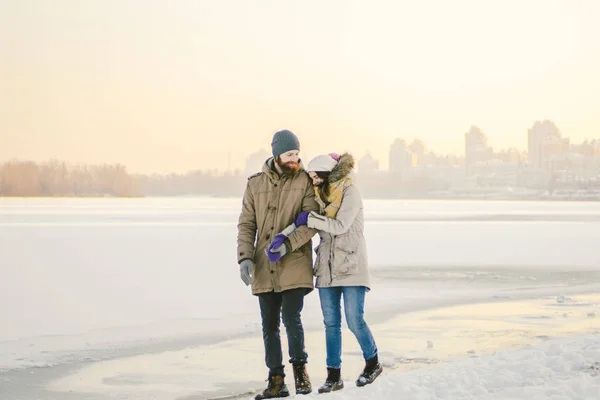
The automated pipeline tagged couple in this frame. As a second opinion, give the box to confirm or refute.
[237,130,382,399]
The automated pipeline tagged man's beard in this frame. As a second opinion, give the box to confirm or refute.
[276,158,299,175]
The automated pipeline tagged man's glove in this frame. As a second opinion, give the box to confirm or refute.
[295,211,310,227]
[267,234,288,263]
[239,259,254,286]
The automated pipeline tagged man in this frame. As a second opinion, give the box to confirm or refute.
[237,129,319,399]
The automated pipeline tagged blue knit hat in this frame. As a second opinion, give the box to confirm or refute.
[271,130,300,157]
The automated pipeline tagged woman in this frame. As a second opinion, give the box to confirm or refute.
[292,152,382,393]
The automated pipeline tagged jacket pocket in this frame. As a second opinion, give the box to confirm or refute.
[332,243,359,276]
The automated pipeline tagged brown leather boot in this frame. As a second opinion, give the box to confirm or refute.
[254,375,290,399]
[292,363,312,395]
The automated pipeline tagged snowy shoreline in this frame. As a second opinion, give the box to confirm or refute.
[2,287,598,400]
[40,292,600,400]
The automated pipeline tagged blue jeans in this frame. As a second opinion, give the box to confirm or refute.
[318,286,378,369]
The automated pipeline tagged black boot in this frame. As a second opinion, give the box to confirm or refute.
[356,354,383,387]
[292,363,312,395]
[255,375,290,399]
[318,367,344,394]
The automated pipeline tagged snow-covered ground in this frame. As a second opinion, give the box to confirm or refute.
[1,198,599,399]
[323,334,600,400]
[41,294,600,400]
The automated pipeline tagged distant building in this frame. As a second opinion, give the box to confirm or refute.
[389,138,416,175]
[244,149,270,176]
[465,126,493,175]
[572,139,600,157]
[358,153,379,175]
[527,120,569,170]
[496,148,523,165]
[408,139,427,166]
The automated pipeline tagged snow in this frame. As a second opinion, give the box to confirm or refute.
[43,294,600,400]
[337,335,600,400]
[1,197,600,399]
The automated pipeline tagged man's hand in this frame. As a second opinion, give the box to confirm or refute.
[239,259,254,286]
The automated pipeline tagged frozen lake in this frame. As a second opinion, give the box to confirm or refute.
[1,197,599,374]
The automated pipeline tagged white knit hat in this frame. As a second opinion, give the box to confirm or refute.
[307,154,338,172]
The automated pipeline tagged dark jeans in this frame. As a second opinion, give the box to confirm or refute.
[258,288,308,377]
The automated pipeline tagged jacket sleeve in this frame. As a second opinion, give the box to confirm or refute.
[286,180,319,251]
[237,181,257,264]
[307,185,361,235]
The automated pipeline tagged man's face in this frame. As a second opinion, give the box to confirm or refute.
[276,151,300,175]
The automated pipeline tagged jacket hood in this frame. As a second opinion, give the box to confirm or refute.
[329,153,354,183]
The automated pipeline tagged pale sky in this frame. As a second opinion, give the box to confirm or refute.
[1,0,599,173]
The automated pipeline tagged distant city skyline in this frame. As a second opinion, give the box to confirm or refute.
[3,118,599,176]
[244,120,599,175]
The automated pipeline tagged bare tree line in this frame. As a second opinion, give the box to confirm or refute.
[0,160,141,197]
[0,160,245,197]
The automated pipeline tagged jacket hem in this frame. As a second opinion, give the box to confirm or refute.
[252,283,314,296]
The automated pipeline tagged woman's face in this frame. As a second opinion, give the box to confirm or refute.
[308,171,324,186]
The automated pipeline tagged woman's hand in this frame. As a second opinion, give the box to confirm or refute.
[295,211,310,226]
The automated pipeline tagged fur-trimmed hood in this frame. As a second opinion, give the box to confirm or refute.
[328,153,354,183]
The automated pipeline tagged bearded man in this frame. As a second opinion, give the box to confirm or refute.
[237,129,319,399]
